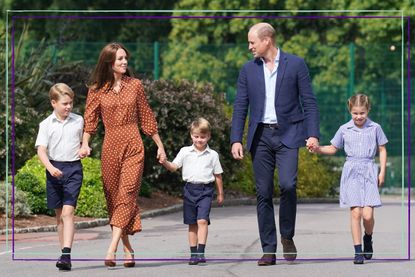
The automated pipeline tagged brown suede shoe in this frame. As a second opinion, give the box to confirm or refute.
[257,254,276,266]
[281,238,297,261]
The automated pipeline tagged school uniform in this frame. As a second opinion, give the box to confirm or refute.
[35,112,84,209]
[330,118,388,208]
[172,144,223,225]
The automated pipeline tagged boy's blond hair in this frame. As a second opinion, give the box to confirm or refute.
[49,83,74,101]
[189,117,211,134]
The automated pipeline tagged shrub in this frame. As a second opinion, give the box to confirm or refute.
[14,157,49,215]
[75,157,107,218]
[0,182,32,218]
[228,148,340,198]
[14,156,108,217]
[141,79,236,194]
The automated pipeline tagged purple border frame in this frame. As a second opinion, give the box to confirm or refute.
[9,14,412,263]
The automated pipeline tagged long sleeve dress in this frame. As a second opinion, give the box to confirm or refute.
[84,76,158,235]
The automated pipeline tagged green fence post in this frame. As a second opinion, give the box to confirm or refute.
[153,41,159,80]
[347,42,355,121]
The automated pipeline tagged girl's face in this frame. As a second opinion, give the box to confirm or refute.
[112,48,128,75]
[350,105,369,128]
[51,94,73,121]
[190,131,210,152]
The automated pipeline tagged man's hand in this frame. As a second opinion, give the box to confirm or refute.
[231,142,244,160]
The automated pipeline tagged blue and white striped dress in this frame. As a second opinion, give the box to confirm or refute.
[331,118,388,208]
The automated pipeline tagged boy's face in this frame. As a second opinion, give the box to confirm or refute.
[190,131,210,151]
[51,94,73,121]
[350,105,368,128]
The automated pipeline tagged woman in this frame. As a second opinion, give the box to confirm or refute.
[80,42,166,268]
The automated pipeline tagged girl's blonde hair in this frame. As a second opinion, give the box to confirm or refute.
[49,83,74,101]
[190,117,211,134]
[347,93,371,112]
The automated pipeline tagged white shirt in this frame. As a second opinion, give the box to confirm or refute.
[35,112,84,162]
[261,48,280,124]
[172,144,223,184]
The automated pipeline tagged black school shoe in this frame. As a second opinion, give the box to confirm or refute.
[353,254,364,264]
[56,255,72,271]
[188,254,199,265]
[363,234,373,260]
[197,254,206,264]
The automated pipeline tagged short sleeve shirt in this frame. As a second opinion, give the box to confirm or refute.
[330,118,388,159]
[172,144,223,184]
[35,112,84,161]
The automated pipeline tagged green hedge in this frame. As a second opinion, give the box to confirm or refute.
[0,182,32,218]
[141,79,236,193]
[228,148,340,198]
[14,156,107,217]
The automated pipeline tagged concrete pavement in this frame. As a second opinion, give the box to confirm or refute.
[1,196,414,276]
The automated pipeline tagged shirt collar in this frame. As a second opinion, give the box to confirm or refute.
[191,144,211,154]
[51,111,74,122]
[345,118,374,130]
[260,47,280,65]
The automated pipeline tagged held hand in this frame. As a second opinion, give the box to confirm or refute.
[231,143,244,160]
[48,166,63,178]
[306,137,319,153]
[79,145,92,158]
[157,147,167,164]
[217,194,224,206]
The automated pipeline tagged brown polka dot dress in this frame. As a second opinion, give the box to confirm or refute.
[84,76,158,235]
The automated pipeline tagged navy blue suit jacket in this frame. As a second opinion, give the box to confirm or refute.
[231,50,320,151]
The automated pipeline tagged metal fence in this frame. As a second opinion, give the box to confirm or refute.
[16,41,414,189]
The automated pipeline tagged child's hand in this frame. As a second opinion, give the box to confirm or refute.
[79,146,91,158]
[306,137,319,153]
[47,166,63,178]
[378,172,385,187]
[217,193,224,206]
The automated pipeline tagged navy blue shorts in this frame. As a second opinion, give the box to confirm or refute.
[46,160,83,209]
[183,182,215,225]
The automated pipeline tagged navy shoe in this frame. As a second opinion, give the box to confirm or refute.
[56,255,72,271]
[188,254,199,265]
[353,254,364,264]
[198,254,206,264]
[363,234,373,260]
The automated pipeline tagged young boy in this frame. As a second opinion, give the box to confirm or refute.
[35,83,84,271]
[162,117,224,265]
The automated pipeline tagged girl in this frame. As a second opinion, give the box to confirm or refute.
[311,94,387,264]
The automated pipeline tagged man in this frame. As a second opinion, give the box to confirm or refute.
[231,22,320,266]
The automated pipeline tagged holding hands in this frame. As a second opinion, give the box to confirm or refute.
[306,137,320,153]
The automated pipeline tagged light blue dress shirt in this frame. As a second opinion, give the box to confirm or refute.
[261,49,280,124]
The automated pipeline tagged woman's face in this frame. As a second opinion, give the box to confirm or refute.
[112,48,128,75]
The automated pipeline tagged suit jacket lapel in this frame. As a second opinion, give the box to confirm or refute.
[254,58,266,105]
[275,50,287,105]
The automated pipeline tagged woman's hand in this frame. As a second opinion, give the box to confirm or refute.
[157,147,166,164]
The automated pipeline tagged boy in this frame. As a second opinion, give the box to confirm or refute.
[162,117,224,265]
[35,83,84,271]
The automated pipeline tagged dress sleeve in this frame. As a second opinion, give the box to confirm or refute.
[135,79,158,136]
[83,88,101,135]
[376,125,388,146]
[330,127,344,149]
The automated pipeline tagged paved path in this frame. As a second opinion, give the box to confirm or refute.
[1,197,414,276]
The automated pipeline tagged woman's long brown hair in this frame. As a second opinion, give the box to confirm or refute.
[88,42,132,92]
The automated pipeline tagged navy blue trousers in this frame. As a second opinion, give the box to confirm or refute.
[251,125,298,253]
